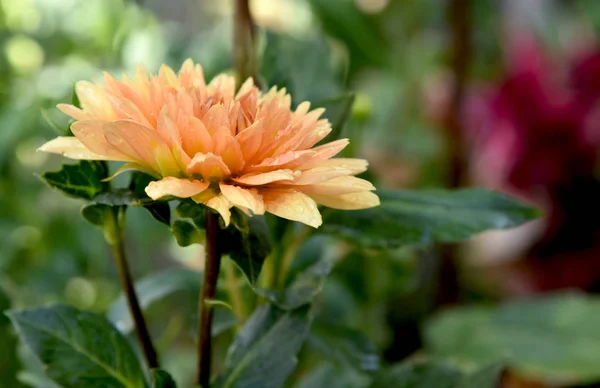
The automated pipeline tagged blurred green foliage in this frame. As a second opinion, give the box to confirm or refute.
[2,0,600,387]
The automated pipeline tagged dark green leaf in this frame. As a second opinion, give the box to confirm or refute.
[215,304,311,388]
[129,172,171,226]
[171,220,205,247]
[151,369,176,388]
[81,203,116,229]
[322,189,542,248]
[260,32,342,103]
[0,289,23,387]
[7,304,148,388]
[295,363,369,388]
[256,259,332,310]
[370,362,462,388]
[308,319,379,372]
[175,199,206,228]
[71,83,81,108]
[425,292,600,385]
[108,268,200,332]
[456,364,503,388]
[40,161,109,200]
[314,93,356,144]
[221,210,272,285]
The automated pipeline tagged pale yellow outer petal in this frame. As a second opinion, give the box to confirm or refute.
[262,189,322,228]
[310,191,380,210]
[293,166,353,185]
[232,169,296,186]
[299,158,368,174]
[57,104,88,121]
[187,152,231,179]
[37,137,118,161]
[295,176,376,196]
[71,120,130,160]
[145,177,210,200]
[204,194,232,226]
[219,183,265,215]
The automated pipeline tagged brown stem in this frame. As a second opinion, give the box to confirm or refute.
[233,0,260,87]
[196,211,222,387]
[108,207,159,369]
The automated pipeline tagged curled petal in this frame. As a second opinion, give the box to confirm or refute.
[262,189,322,228]
[310,191,380,210]
[294,176,375,196]
[145,177,210,200]
[232,169,295,186]
[219,183,265,215]
[203,194,232,226]
[38,136,119,161]
[187,152,231,179]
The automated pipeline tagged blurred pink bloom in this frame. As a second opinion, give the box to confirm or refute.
[39,60,379,227]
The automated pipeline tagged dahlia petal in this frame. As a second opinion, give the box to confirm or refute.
[297,120,333,149]
[309,139,349,161]
[247,149,316,173]
[295,176,376,196]
[157,107,183,147]
[204,194,232,226]
[235,119,263,162]
[103,121,165,170]
[213,127,245,173]
[102,162,160,182]
[180,116,213,155]
[57,103,88,121]
[232,169,295,186]
[145,177,210,200]
[262,189,322,228]
[187,152,231,179]
[299,158,368,174]
[76,81,117,120]
[71,120,130,160]
[219,183,265,215]
[37,136,117,161]
[293,166,353,185]
[310,191,380,210]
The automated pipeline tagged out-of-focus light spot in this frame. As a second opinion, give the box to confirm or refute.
[356,0,390,14]
[65,277,97,309]
[122,28,166,72]
[168,239,205,271]
[353,92,373,120]
[10,225,42,248]
[16,137,49,168]
[251,0,313,36]
[1,0,42,32]
[5,35,44,74]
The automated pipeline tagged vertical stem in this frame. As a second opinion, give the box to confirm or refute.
[224,259,246,319]
[196,211,222,387]
[233,0,260,87]
[108,207,159,369]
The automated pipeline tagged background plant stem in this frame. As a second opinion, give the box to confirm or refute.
[233,0,259,86]
[224,259,246,320]
[197,211,222,387]
[108,207,159,369]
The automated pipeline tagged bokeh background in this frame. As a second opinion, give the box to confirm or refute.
[2,0,600,387]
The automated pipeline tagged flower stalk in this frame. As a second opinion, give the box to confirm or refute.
[196,210,222,387]
[106,207,159,369]
[234,0,259,85]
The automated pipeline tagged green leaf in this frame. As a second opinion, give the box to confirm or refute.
[0,288,23,387]
[108,268,200,333]
[295,363,370,388]
[215,304,311,388]
[40,161,109,200]
[371,361,461,388]
[72,83,81,108]
[129,172,171,226]
[308,319,379,372]
[322,188,542,248]
[314,93,356,144]
[171,220,205,247]
[256,259,332,310]
[260,32,342,103]
[424,292,600,385]
[7,304,148,388]
[175,199,206,228]
[151,369,177,388]
[456,364,503,388]
[221,210,272,285]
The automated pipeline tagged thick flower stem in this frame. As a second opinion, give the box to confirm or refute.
[107,207,159,369]
[197,211,222,387]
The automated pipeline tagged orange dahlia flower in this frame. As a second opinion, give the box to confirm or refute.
[39,60,379,227]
